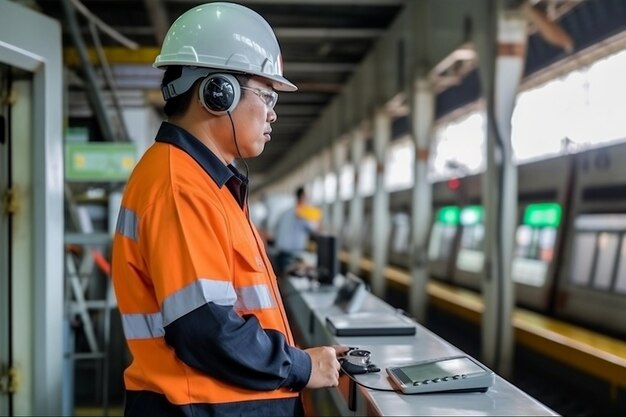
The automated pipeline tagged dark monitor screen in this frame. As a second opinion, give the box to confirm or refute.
[316,234,338,285]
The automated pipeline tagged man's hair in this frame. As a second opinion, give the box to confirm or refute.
[296,186,305,201]
[161,67,250,117]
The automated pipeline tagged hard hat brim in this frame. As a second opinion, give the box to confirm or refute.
[154,60,297,92]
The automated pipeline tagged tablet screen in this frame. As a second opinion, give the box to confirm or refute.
[398,357,485,382]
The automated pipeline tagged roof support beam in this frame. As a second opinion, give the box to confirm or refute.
[63,47,359,73]
[143,0,169,44]
[275,28,384,38]
[168,0,409,4]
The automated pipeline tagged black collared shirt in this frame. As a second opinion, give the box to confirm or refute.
[155,121,249,208]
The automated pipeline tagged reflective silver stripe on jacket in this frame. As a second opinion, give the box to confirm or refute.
[162,279,237,326]
[235,284,275,311]
[116,206,138,240]
[121,280,275,340]
[122,312,164,339]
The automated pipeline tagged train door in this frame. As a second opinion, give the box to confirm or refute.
[513,155,572,311]
[0,64,11,417]
[453,205,485,290]
[556,143,626,336]
[429,177,479,282]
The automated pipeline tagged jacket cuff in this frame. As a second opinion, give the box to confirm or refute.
[283,346,312,391]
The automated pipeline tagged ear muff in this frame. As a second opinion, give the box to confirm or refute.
[198,73,241,115]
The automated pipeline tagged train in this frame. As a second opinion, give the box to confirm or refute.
[334,138,626,339]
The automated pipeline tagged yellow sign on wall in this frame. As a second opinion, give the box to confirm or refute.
[65,143,136,181]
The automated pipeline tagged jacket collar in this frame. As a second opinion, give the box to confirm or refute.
[155,121,248,207]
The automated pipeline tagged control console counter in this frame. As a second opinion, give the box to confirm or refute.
[281,275,558,416]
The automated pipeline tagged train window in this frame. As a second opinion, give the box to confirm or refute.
[570,232,596,286]
[385,139,413,192]
[339,164,354,201]
[459,206,484,251]
[429,223,457,261]
[513,226,548,286]
[571,214,626,292]
[456,206,485,273]
[358,155,375,197]
[324,172,337,203]
[539,228,557,262]
[429,206,460,262]
[391,212,411,254]
[592,233,619,290]
[311,176,324,205]
[615,238,626,294]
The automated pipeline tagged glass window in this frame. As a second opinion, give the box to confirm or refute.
[324,172,337,203]
[429,47,626,179]
[514,225,557,262]
[460,224,484,251]
[592,232,619,290]
[430,111,486,181]
[459,206,485,251]
[515,225,533,258]
[512,48,626,163]
[614,236,626,294]
[339,164,354,201]
[358,155,376,197]
[570,233,596,286]
[311,176,324,205]
[539,227,557,262]
[385,139,414,192]
[390,212,411,254]
[429,223,457,261]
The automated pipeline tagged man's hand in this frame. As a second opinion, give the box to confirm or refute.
[304,346,346,388]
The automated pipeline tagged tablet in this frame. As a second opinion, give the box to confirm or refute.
[386,355,494,394]
[326,311,416,336]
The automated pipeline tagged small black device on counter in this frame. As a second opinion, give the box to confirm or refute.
[339,348,380,375]
[334,273,367,314]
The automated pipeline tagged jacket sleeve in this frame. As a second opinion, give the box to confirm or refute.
[164,303,311,391]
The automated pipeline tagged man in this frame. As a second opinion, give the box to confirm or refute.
[111,3,346,416]
[273,186,321,277]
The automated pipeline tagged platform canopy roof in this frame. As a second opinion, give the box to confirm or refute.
[26,0,623,186]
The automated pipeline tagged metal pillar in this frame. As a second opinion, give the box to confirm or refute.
[408,78,435,323]
[371,110,391,298]
[475,0,527,377]
[348,129,366,275]
[320,149,332,230]
[331,140,347,236]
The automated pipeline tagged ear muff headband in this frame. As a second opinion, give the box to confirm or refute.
[199,73,241,115]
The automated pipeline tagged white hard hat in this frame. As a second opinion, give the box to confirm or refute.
[154,2,296,92]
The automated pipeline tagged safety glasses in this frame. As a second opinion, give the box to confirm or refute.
[241,86,278,109]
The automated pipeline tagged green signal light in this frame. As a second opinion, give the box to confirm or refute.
[523,203,562,227]
[460,205,484,226]
[437,206,460,225]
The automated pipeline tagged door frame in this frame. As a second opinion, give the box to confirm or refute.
[0,2,64,415]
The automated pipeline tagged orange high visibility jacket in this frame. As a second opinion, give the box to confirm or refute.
[112,122,311,414]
